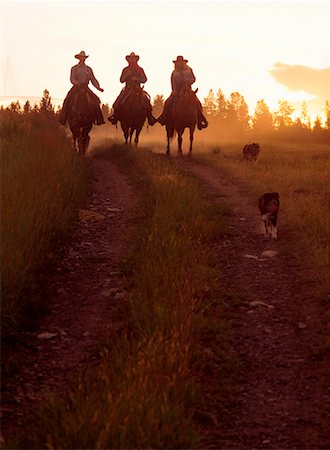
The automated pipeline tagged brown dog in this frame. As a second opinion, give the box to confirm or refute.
[258,193,280,239]
[243,143,260,161]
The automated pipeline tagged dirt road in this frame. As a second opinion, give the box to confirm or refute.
[2,150,329,449]
[177,156,329,449]
[2,155,139,437]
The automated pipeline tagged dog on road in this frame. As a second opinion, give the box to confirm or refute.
[258,192,280,239]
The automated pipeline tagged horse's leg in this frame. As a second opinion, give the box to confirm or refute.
[189,125,195,155]
[121,122,129,144]
[129,127,134,145]
[86,124,92,153]
[80,125,92,155]
[135,126,142,146]
[70,124,79,153]
[166,127,171,156]
[85,135,90,153]
[177,130,183,155]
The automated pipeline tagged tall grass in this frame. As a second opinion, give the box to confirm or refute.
[8,144,232,449]
[1,110,87,331]
[197,142,330,290]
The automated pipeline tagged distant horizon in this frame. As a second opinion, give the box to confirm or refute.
[1,92,328,123]
[2,1,329,124]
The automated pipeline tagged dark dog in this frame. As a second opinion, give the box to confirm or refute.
[243,143,260,161]
[258,193,280,239]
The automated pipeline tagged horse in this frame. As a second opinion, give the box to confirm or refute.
[166,88,198,156]
[117,87,149,145]
[68,86,95,155]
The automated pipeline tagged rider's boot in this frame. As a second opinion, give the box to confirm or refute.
[96,111,105,126]
[147,114,157,126]
[108,114,118,125]
[157,113,166,126]
[197,113,208,130]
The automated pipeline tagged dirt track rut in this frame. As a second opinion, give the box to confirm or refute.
[177,156,329,450]
[2,155,139,437]
[2,150,329,449]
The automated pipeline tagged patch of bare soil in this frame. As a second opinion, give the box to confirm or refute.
[178,157,329,450]
[2,155,139,439]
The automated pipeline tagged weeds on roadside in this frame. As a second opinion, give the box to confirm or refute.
[197,142,330,291]
[7,143,234,449]
[1,110,87,332]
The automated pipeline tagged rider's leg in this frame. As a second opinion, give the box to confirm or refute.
[145,99,157,126]
[95,105,105,125]
[157,95,174,125]
[87,89,105,125]
[87,88,105,125]
[108,89,126,124]
[196,98,208,130]
[59,87,75,125]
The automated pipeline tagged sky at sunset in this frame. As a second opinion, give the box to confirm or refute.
[1,0,329,120]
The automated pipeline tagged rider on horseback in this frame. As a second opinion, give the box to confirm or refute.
[108,52,157,126]
[157,55,208,130]
[59,51,105,126]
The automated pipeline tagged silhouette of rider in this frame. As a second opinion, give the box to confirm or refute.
[158,55,208,130]
[108,52,156,126]
[59,51,105,126]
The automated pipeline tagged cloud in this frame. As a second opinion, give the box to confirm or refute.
[269,62,330,99]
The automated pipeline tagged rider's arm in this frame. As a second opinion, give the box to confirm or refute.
[187,68,196,86]
[120,68,130,83]
[136,68,147,84]
[89,68,103,91]
[171,71,176,92]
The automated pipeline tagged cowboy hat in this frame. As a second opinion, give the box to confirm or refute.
[75,51,89,59]
[173,55,188,63]
[126,52,139,61]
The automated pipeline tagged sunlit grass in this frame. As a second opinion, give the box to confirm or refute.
[1,111,87,331]
[7,143,234,449]
[195,142,330,290]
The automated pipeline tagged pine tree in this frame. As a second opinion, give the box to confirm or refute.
[274,100,294,130]
[9,101,21,112]
[23,100,32,114]
[152,95,165,118]
[300,102,311,129]
[215,89,227,120]
[324,100,330,131]
[252,99,274,135]
[203,89,217,117]
[39,89,54,114]
[101,103,110,119]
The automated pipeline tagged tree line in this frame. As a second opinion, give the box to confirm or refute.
[200,88,330,143]
[2,89,329,143]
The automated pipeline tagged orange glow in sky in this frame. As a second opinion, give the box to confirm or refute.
[1,1,329,119]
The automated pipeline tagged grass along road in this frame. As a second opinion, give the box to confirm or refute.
[176,154,330,449]
[4,143,233,449]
